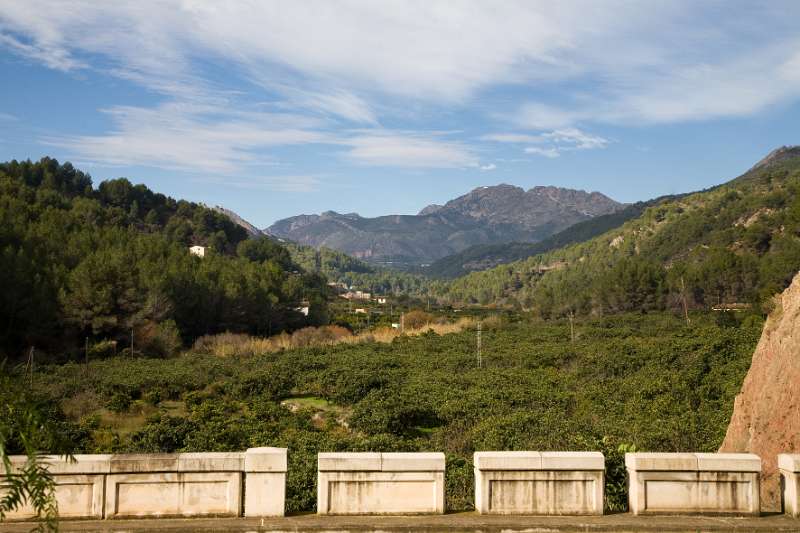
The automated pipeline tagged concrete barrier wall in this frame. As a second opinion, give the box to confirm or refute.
[2,447,286,520]
[474,451,604,515]
[779,454,800,518]
[626,453,761,516]
[317,452,445,515]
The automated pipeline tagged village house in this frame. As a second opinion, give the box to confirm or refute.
[189,245,205,257]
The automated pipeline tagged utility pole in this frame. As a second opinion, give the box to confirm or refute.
[85,337,89,367]
[27,346,34,386]
[679,276,691,325]
[477,321,482,368]
[568,310,575,343]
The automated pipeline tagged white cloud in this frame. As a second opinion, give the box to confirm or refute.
[274,87,378,125]
[525,147,561,159]
[44,102,329,175]
[485,127,610,157]
[3,0,799,114]
[482,133,545,144]
[543,128,609,150]
[480,163,496,171]
[343,132,477,168]
[2,0,800,174]
[0,112,18,121]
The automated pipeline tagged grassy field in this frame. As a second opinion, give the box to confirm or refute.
[25,311,761,512]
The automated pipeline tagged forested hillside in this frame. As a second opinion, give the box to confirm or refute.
[7,312,761,512]
[284,242,433,296]
[0,158,328,361]
[425,196,680,278]
[267,185,622,265]
[440,147,800,315]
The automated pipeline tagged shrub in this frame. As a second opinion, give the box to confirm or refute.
[403,309,434,330]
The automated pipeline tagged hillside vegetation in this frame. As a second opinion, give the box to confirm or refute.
[425,196,679,278]
[283,242,432,296]
[440,147,800,315]
[0,158,328,361]
[10,311,760,512]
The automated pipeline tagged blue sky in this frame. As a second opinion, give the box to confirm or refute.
[1,1,799,227]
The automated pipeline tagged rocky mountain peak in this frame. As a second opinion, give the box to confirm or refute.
[750,145,800,172]
[266,183,623,265]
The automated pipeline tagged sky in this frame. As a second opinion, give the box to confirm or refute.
[1,1,800,228]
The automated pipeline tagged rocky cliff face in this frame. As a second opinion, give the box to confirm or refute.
[720,271,800,510]
[266,184,622,265]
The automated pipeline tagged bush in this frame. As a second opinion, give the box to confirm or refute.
[135,320,182,357]
[403,309,434,330]
[107,391,133,413]
[88,339,119,358]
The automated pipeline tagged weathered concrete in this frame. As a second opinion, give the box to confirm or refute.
[721,271,800,511]
[244,447,287,517]
[1,448,287,520]
[317,452,445,515]
[2,455,110,520]
[626,452,761,516]
[474,451,604,515]
[780,454,800,517]
[3,512,800,532]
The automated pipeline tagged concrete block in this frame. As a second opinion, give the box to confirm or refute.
[778,454,800,518]
[109,453,180,473]
[244,472,286,517]
[474,451,604,515]
[244,447,287,473]
[318,471,445,514]
[541,451,605,471]
[243,447,287,517]
[625,452,698,471]
[8,454,111,475]
[105,472,242,518]
[695,453,761,472]
[178,452,244,472]
[779,454,800,473]
[381,452,445,472]
[2,474,105,520]
[317,452,445,514]
[626,452,761,516]
[318,452,381,471]
[474,451,542,471]
[3,455,109,520]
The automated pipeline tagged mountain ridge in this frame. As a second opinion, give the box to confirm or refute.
[439,145,800,313]
[266,184,623,265]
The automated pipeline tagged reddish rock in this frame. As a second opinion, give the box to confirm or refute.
[720,272,800,510]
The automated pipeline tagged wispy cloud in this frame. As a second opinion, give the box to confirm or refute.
[343,132,478,168]
[2,0,800,178]
[43,102,329,175]
[524,147,561,159]
[274,86,378,125]
[485,127,610,158]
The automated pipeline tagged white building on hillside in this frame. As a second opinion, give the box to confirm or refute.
[189,245,206,257]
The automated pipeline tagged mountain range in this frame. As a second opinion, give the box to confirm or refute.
[441,145,800,312]
[265,185,623,265]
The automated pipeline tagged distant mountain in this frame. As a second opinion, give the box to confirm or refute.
[266,184,623,265]
[425,195,682,278]
[440,145,800,314]
[212,206,264,237]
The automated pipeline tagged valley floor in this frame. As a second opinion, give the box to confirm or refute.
[2,513,800,532]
